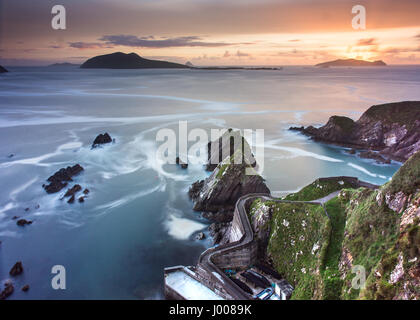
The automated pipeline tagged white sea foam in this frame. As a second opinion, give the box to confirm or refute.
[0,230,21,238]
[0,140,82,168]
[348,162,387,179]
[165,213,207,240]
[95,182,164,212]
[10,177,39,201]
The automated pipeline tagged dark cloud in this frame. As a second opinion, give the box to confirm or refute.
[68,42,114,49]
[236,50,250,57]
[98,35,236,48]
[356,38,378,46]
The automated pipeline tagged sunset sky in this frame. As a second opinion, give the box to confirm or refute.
[1,0,420,66]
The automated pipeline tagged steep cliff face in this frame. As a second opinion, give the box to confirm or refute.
[256,151,420,299]
[292,101,420,162]
[189,150,269,215]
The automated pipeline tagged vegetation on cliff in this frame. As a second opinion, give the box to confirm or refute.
[253,150,420,300]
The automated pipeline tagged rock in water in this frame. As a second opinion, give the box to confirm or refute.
[206,129,256,171]
[43,164,84,193]
[292,101,420,162]
[189,148,269,215]
[92,132,113,148]
[195,232,206,240]
[17,219,32,226]
[0,282,14,300]
[9,261,23,276]
[0,65,8,73]
[64,184,82,198]
[21,284,30,292]
[67,195,75,204]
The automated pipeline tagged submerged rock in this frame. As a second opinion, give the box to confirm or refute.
[43,164,84,193]
[0,282,14,300]
[21,284,30,292]
[16,219,32,227]
[67,195,75,204]
[175,157,188,169]
[64,184,82,198]
[195,232,206,240]
[92,132,113,148]
[359,150,391,164]
[9,261,23,276]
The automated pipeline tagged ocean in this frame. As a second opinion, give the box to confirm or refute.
[0,65,419,299]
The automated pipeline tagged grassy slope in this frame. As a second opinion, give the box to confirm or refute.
[339,188,399,299]
[251,200,330,299]
[284,177,359,201]
[252,151,420,299]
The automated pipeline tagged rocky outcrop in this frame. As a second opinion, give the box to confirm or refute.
[9,261,23,276]
[189,130,269,244]
[43,164,84,193]
[189,152,269,215]
[0,282,14,300]
[0,65,8,73]
[81,52,188,69]
[291,101,420,162]
[206,129,256,172]
[92,133,113,148]
[17,219,32,226]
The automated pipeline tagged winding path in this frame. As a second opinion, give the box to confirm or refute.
[197,191,337,300]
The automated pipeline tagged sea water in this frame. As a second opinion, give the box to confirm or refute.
[0,65,419,299]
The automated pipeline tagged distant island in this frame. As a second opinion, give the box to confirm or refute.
[191,66,282,71]
[80,52,189,69]
[0,65,8,73]
[315,58,387,67]
[48,63,80,68]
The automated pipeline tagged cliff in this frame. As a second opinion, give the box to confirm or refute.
[291,101,420,163]
[253,150,420,300]
[315,59,386,67]
[80,52,189,69]
[189,129,269,227]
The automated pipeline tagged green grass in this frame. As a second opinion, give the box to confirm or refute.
[319,197,347,299]
[284,177,360,201]
[329,116,355,134]
[256,200,330,299]
[383,150,420,195]
[362,102,420,131]
[339,188,399,299]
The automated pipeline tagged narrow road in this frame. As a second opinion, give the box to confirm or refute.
[197,191,339,300]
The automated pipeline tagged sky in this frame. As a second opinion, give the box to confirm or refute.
[0,0,419,66]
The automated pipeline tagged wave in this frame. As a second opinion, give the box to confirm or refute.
[264,143,343,163]
[347,162,388,179]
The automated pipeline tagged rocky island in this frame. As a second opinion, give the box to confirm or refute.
[80,52,189,69]
[315,58,386,67]
[290,101,420,163]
